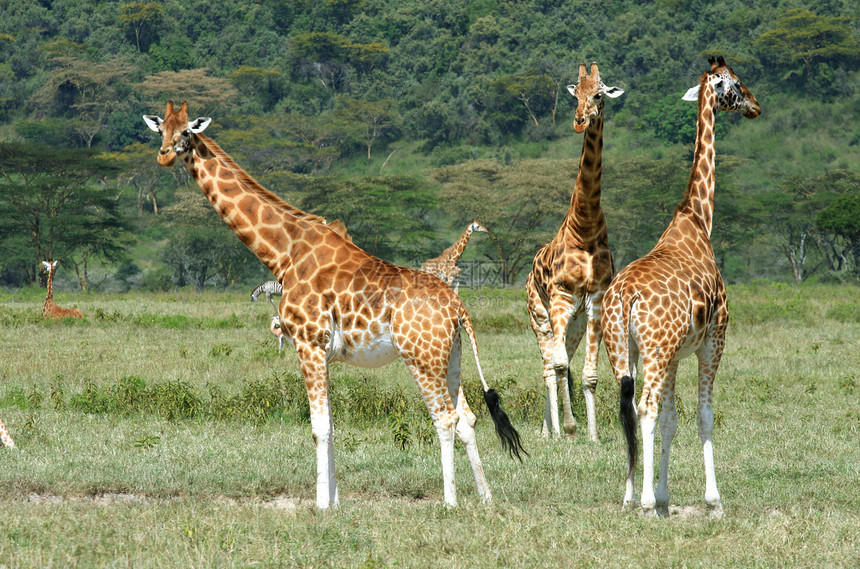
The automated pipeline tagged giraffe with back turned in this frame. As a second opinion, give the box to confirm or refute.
[603,57,760,517]
[143,102,525,509]
[420,220,488,289]
[526,62,623,441]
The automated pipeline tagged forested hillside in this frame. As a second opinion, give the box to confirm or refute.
[0,0,858,290]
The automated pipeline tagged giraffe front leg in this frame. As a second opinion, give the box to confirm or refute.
[297,345,338,509]
[562,314,587,441]
[580,295,604,442]
[526,277,560,438]
[549,294,577,439]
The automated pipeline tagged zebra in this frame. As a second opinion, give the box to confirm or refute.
[250,280,282,311]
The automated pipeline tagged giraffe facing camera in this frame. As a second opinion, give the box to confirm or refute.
[527,62,622,443]
[143,101,526,509]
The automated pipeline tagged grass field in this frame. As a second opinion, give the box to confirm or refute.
[0,283,857,568]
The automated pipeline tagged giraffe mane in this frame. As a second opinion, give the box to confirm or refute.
[195,133,352,242]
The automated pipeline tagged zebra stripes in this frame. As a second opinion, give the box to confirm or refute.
[250,280,282,311]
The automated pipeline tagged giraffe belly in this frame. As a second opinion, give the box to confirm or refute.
[328,327,400,368]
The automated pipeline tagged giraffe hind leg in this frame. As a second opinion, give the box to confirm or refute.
[697,336,725,517]
[446,332,492,501]
[655,362,680,518]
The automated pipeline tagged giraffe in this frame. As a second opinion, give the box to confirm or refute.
[143,102,525,509]
[42,260,83,319]
[602,57,760,517]
[525,62,623,441]
[420,220,488,289]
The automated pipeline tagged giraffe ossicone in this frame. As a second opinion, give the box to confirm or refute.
[143,101,525,509]
[527,62,622,442]
[602,56,760,518]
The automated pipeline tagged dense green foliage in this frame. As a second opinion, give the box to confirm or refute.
[0,0,858,288]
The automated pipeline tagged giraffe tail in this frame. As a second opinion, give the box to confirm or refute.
[619,375,637,481]
[459,305,527,462]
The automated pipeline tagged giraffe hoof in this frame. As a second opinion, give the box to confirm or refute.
[656,504,670,518]
[707,502,724,519]
[563,423,577,441]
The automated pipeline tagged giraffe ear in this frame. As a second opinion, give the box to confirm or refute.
[143,115,162,132]
[602,85,625,98]
[188,117,211,133]
[566,84,577,97]
[682,85,700,101]
[42,261,51,270]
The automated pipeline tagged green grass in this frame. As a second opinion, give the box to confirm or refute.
[0,284,857,568]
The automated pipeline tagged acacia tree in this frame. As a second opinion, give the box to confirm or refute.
[298,175,436,261]
[119,2,164,53]
[755,9,860,88]
[333,97,400,159]
[104,142,178,215]
[159,186,265,291]
[137,68,239,116]
[432,158,573,285]
[34,56,137,148]
[814,171,860,276]
[0,143,127,288]
[756,171,854,282]
[602,153,689,269]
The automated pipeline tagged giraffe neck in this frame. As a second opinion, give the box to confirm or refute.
[45,268,54,301]
[182,135,327,278]
[673,75,718,238]
[562,109,606,244]
[440,226,474,263]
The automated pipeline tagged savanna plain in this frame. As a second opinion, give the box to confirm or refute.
[0,283,857,568]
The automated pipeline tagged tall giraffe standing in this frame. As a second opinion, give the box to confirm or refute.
[603,57,760,517]
[143,102,525,509]
[420,220,488,289]
[42,260,83,319]
[526,63,623,441]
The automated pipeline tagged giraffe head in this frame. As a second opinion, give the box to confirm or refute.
[143,101,212,166]
[682,56,760,119]
[468,220,489,234]
[567,62,625,133]
[41,260,58,275]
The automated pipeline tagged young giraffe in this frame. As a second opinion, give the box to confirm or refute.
[42,260,83,319]
[420,220,488,289]
[603,57,760,517]
[143,102,525,509]
[526,62,623,441]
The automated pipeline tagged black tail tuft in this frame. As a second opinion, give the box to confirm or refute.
[484,388,528,462]
[619,376,637,479]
